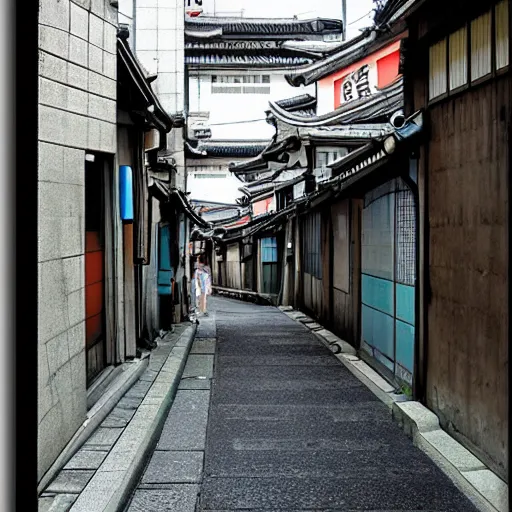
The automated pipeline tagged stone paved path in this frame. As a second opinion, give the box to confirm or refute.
[125,296,478,511]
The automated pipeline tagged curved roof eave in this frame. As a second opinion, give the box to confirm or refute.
[268,77,403,127]
[284,30,377,87]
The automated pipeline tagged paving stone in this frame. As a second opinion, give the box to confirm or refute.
[82,427,123,450]
[63,450,108,470]
[127,486,199,512]
[116,396,143,410]
[124,380,153,400]
[101,406,136,428]
[45,470,94,494]
[38,496,53,512]
[190,338,216,354]
[182,355,214,379]
[139,369,160,382]
[157,391,210,451]
[178,378,211,390]
[141,451,204,484]
[66,470,125,512]
[38,493,78,512]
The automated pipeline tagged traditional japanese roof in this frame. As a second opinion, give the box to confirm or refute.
[184,54,313,66]
[374,0,423,27]
[228,135,302,175]
[117,32,173,132]
[279,40,349,56]
[267,76,403,127]
[298,122,395,144]
[185,17,344,39]
[275,94,317,116]
[325,109,423,182]
[184,17,345,68]
[185,140,270,158]
[283,30,380,87]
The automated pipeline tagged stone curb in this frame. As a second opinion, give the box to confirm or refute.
[68,324,197,512]
[37,358,149,495]
[278,306,508,512]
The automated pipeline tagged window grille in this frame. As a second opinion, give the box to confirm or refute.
[395,187,416,286]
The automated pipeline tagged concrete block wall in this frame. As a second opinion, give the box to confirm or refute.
[134,0,185,190]
[38,0,118,482]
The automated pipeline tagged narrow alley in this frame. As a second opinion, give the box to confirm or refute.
[125,296,477,511]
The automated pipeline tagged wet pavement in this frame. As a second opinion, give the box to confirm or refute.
[125,296,479,511]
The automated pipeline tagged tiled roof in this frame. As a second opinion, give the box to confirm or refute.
[186,140,270,158]
[185,55,312,66]
[185,17,343,37]
[268,76,403,127]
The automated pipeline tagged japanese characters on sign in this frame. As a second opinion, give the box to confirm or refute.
[339,62,378,104]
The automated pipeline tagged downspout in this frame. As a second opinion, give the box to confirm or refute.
[401,158,421,401]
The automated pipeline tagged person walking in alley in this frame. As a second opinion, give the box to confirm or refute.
[194,253,212,316]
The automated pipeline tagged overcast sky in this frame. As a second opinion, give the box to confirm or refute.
[199,0,376,40]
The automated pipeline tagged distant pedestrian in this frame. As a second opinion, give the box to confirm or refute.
[194,254,212,316]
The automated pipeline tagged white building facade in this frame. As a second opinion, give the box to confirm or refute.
[184,15,344,204]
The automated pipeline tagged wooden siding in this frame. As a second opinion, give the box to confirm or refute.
[226,243,241,290]
[331,198,363,347]
[426,75,509,479]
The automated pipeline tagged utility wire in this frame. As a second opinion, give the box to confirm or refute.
[207,118,268,126]
[347,10,375,25]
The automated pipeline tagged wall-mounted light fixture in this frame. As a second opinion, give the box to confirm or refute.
[85,153,95,162]
[383,135,396,155]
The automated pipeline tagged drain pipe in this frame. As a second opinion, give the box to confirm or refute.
[400,158,421,402]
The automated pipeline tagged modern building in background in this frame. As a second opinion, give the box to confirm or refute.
[184,15,344,205]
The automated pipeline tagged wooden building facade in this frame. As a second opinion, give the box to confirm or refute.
[402,0,510,481]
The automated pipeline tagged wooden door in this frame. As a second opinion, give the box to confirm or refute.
[85,159,107,385]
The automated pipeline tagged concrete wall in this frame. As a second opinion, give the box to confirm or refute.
[132,0,186,187]
[38,0,118,482]
[187,162,244,203]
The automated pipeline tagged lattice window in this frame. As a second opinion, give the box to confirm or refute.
[471,10,492,81]
[395,187,416,286]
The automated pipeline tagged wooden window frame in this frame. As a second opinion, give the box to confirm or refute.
[469,9,493,84]
[448,25,469,94]
[494,0,510,73]
[428,3,510,107]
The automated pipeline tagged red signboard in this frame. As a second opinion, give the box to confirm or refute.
[319,40,402,110]
[252,196,275,217]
